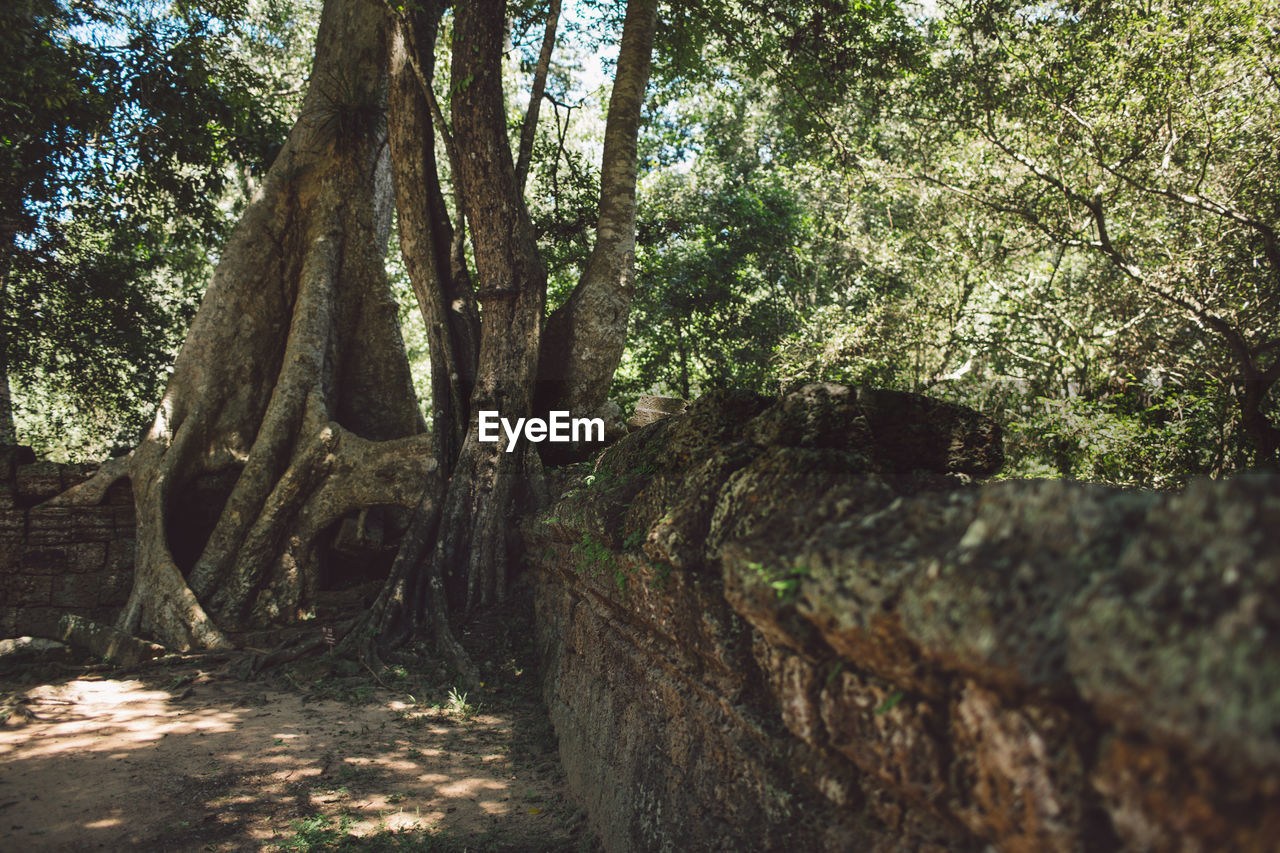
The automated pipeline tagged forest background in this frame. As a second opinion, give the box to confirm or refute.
[4,0,1279,489]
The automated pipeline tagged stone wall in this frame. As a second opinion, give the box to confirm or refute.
[0,447,135,638]
[523,385,1280,852]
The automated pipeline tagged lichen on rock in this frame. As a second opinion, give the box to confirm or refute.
[524,384,1280,851]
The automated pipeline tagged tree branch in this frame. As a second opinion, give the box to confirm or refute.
[516,0,561,192]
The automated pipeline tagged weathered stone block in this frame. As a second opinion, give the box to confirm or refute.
[948,681,1085,852]
[818,667,947,807]
[1067,475,1280,771]
[60,613,164,665]
[67,542,108,573]
[27,505,115,544]
[52,573,101,609]
[106,538,136,573]
[11,574,52,606]
[0,509,24,544]
[16,461,69,502]
[99,571,132,607]
[745,384,1003,476]
[0,636,71,671]
[14,606,62,639]
[105,479,134,506]
[0,445,36,480]
[524,388,1280,853]
[0,542,21,575]
[20,546,68,575]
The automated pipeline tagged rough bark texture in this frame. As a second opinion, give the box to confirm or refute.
[387,1,479,469]
[0,239,17,447]
[524,384,1280,852]
[429,0,548,614]
[51,0,438,651]
[537,0,658,418]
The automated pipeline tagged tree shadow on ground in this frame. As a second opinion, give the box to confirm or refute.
[0,592,590,851]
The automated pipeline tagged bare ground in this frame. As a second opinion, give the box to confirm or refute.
[0,595,591,852]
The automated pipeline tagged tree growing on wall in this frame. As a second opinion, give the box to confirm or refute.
[55,0,657,677]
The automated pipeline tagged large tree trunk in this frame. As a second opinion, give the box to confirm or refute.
[58,0,659,660]
[372,0,658,636]
[53,0,439,651]
[437,0,547,612]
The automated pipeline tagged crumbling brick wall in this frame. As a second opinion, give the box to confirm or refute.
[524,386,1280,852]
[0,447,135,638]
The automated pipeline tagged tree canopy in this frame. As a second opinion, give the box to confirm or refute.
[620,0,1280,486]
[1,0,318,458]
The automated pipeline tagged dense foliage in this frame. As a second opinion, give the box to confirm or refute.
[6,0,1277,486]
[1,0,316,459]
[617,0,1280,487]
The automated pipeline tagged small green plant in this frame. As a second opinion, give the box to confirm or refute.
[825,661,844,685]
[874,690,905,716]
[277,818,512,852]
[393,707,428,727]
[165,673,193,691]
[583,462,620,491]
[279,814,353,851]
[769,566,810,603]
[646,559,672,591]
[622,528,647,551]
[444,686,474,717]
[576,532,637,596]
[571,532,614,577]
[745,560,810,603]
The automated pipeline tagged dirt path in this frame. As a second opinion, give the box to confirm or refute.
[0,610,590,851]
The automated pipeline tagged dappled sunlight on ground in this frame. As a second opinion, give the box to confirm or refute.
[0,663,582,851]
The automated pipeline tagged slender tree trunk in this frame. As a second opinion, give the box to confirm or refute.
[538,0,658,416]
[0,234,17,447]
[515,0,561,192]
[0,317,14,448]
[387,0,479,471]
[0,364,13,448]
[1241,372,1280,463]
[378,0,658,628]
